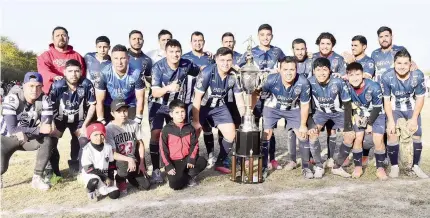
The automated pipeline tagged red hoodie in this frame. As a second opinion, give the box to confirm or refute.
[37,43,86,94]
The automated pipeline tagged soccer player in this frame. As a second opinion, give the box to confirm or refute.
[381,49,427,178]
[160,99,207,189]
[221,32,243,66]
[127,30,153,84]
[149,39,200,184]
[308,58,355,178]
[0,72,54,190]
[259,56,315,178]
[47,59,96,179]
[84,36,111,85]
[312,32,346,78]
[147,29,173,64]
[346,62,388,180]
[342,35,375,79]
[95,44,145,124]
[192,47,245,173]
[106,99,151,194]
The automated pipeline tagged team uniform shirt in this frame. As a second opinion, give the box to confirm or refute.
[128,49,153,79]
[84,52,111,85]
[0,86,53,138]
[308,76,351,113]
[194,64,243,108]
[49,78,96,125]
[182,51,214,68]
[232,51,243,66]
[105,120,143,160]
[81,143,114,177]
[349,79,384,117]
[371,45,405,82]
[356,55,376,78]
[312,52,346,76]
[96,64,145,107]
[297,57,313,78]
[147,49,165,65]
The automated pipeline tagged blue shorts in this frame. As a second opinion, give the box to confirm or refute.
[353,114,386,134]
[253,99,264,118]
[54,119,81,134]
[199,105,233,127]
[393,110,422,136]
[263,107,301,130]
[226,102,241,128]
[313,110,344,130]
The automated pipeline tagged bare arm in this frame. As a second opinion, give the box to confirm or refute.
[383,97,394,123]
[300,102,310,127]
[135,89,145,117]
[234,92,246,117]
[95,90,106,121]
[192,91,204,124]
[412,96,424,120]
[83,104,96,127]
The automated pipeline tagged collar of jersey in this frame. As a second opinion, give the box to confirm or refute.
[128,49,144,58]
[60,78,85,89]
[112,65,130,80]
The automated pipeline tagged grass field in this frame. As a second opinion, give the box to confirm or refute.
[1,99,430,218]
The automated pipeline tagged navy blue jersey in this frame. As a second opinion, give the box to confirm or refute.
[238,45,286,70]
[356,55,375,78]
[232,51,243,66]
[84,52,111,85]
[128,49,153,78]
[381,69,426,111]
[348,79,384,117]
[96,64,145,106]
[297,57,313,78]
[263,73,311,111]
[308,76,351,113]
[371,45,405,82]
[194,64,243,108]
[182,52,215,68]
[312,52,346,76]
[151,58,200,105]
[49,78,96,124]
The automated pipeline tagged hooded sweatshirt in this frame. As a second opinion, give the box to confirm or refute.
[37,43,86,94]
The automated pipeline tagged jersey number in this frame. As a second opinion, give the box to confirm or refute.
[118,141,133,156]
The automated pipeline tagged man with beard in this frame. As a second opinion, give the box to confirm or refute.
[222,32,243,66]
[147,29,173,64]
[128,30,153,92]
[312,32,346,79]
[45,59,96,180]
[84,36,111,85]
[342,35,375,79]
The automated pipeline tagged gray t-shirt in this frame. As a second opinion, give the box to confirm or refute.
[105,119,143,160]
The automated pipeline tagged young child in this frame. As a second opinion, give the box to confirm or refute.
[160,99,207,190]
[81,122,119,202]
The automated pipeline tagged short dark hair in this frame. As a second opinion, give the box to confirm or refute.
[377,26,392,36]
[312,57,331,70]
[169,99,186,111]
[292,38,306,48]
[165,39,182,50]
[346,62,363,73]
[394,48,412,62]
[111,44,128,53]
[52,26,68,36]
[129,30,143,39]
[95,36,110,45]
[316,32,336,46]
[158,29,172,39]
[215,47,233,57]
[65,59,81,69]
[221,32,235,41]
[351,35,367,46]
[258,24,272,32]
[191,31,204,41]
[279,56,297,68]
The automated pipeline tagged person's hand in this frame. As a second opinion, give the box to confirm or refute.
[200,66,207,71]
[78,125,87,138]
[307,52,313,59]
[387,119,396,134]
[50,128,63,138]
[168,81,180,92]
[187,163,195,169]
[14,132,28,143]
[411,61,418,71]
[205,51,214,59]
[39,120,52,134]
[298,125,308,139]
[133,115,143,124]
[308,127,319,137]
[407,118,418,133]
[192,121,202,131]
[127,159,137,172]
[105,178,112,186]
[138,162,147,175]
[53,76,63,81]
[365,125,372,134]
[167,169,176,175]
[342,52,355,64]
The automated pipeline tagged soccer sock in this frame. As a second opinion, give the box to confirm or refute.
[299,140,311,169]
[335,143,352,168]
[261,140,269,169]
[288,129,297,162]
[387,143,399,166]
[217,132,227,162]
[149,143,160,170]
[309,139,323,168]
[413,142,423,166]
[219,138,233,163]
[269,134,276,161]
[204,132,215,155]
[328,135,337,159]
[374,150,386,169]
[352,149,363,167]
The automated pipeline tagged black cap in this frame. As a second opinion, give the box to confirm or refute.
[111,99,130,112]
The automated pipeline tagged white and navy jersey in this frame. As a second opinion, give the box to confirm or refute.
[182,52,215,68]
[147,49,165,65]
[84,52,111,85]
[0,86,53,137]
[49,78,96,124]
[297,57,313,78]
[96,64,145,107]
[151,58,200,105]
[312,52,346,76]
[81,143,114,176]
[356,55,375,78]
[348,79,384,117]
[105,120,143,160]
[371,45,405,82]
[263,74,311,111]
[232,51,243,66]
[308,76,351,113]
[381,69,426,111]
[194,64,243,108]
[128,50,153,79]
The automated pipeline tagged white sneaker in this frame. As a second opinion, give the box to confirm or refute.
[302,168,314,179]
[206,153,216,169]
[284,161,297,171]
[412,165,429,179]
[98,186,119,196]
[331,167,351,178]
[31,175,50,191]
[389,165,399,178]
[188,176,198,187]
[325,158,335,168]
[314,167,325,179]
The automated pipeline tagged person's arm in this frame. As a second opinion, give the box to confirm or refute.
[367,84,383,125]
[159,128,174,172]
[187,126,199,165]
[235,92,246,117]
[299,81,311,137]
[192,92,204,127]
[78,54,87,78]
[2,94,39,134]
[343,101,353,132]
[37,53,61,93]
[192,71,210,128]
[82,82,97,128]
[134,70,146,123]
[95,90,106,123]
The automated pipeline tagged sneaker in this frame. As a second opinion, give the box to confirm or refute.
[98,186,119,196]
[376,168,388,181]
[302,168,314,179]
[215,165,231,174]
[342,157,351,167]
[314,167,324,179]
[188,176,198,187]
[262,167,269,179]
[412,165,429,179]
[43,169,53,184]
[325,158,335,168]
[383,157,390,166]
[87,191,98,202]
[331,167,351,178]
[352,167,363,179]
[150,169,164,184]
[389,165,399,178]
[206,153,216,169]
[223,157,232,169]
[284,161,297,171]
[269,160,282,170]
[116,181,127,195]
[31,175,50,191]
[50,174,63,186]
[362,156,369,167]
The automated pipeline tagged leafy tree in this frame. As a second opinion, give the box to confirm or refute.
[1,36,37,82]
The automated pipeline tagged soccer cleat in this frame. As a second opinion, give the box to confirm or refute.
[150,169,164,184]
[31,175,50,191]
[389,165,399,178]
[206,153,216,169]
[325,158,335,168]
[331,167,351,178]
[116,181,128,195]
[50,174,63,186]
[284,161,297,171]
[412,165,429,179]
[268,160,282,170]
[362,156,369,167]
[314,167,324,179]
[87,191,98,202]
[376,168,388,181]
[98,186,119,196]
[342,157,352,167]
[223,157,232,169]
[352,167,363,179]
[214,165,231,174]
[188,176,198,187]
[302,168,314,179]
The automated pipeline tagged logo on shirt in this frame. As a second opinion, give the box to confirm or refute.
[331,85,338,94]
[294,86,301,95]
[77,88,85,98]
[411,77,418,87]
[332,59,339,69]
[365,91,372,102]
[228,77,235,88]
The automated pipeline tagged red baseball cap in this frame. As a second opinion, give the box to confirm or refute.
[86,123,106,138]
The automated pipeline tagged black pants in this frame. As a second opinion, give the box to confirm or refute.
[1,136,53,176]
[167,156,207,190]
[115,157,150,190]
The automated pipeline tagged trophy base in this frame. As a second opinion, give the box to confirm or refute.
[235,130,261,156]
[230,154,264,184]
